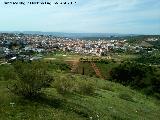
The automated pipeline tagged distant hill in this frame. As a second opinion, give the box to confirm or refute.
[1,31,160,41]
[0,31,138,38]
[140,41,153,47]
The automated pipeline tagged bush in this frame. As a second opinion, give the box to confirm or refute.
[0,64,17,81]
[53,75,95,95]
[102,84,115,92]
[10,61,54,98]
[110,62,154,88]
[119,92,134,102]
[47,61,71,72]
[78,80,95,95]
[53,76,75,94]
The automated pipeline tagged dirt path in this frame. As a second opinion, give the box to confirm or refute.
[90,62,104,79]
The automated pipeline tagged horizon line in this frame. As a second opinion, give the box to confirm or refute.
[0,31,160,36]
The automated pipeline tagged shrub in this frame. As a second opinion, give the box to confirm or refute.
[102,84,115,92]
[78,80,95,95]
[48,61,71,72]
[53,76,75,94]
[119,92,134,102]
[53,75,95,95]
[10,61,54,98]
[0,64,17,81]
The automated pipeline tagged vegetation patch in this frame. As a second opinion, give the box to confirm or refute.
[0,64,17,81]
[110,62,160,98]
[9,61,54,98]
[53,74,95,95]
[119,92,135,102]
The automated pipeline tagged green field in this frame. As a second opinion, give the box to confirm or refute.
[0,54,160,120]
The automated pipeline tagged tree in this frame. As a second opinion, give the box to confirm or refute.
[109,62,160,98]
[109,62,154,88]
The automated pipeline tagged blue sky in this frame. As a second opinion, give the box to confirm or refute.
[0,0,160,34]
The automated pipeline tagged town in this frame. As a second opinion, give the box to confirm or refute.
[0,32,160,63]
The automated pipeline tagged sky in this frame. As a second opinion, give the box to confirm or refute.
[0,0,160,34]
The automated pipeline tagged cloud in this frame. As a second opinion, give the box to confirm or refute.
[0,0,160,34]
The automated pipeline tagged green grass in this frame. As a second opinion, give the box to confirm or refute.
[0,64,17,81]
[44,52,82,62]
[1,56,160,120]
[0,80,85,120]
[0,72,160,120]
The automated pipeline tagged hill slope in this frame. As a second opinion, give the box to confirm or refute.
[0,73,160,120]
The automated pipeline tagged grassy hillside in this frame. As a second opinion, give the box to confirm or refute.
[0,67,160,120]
